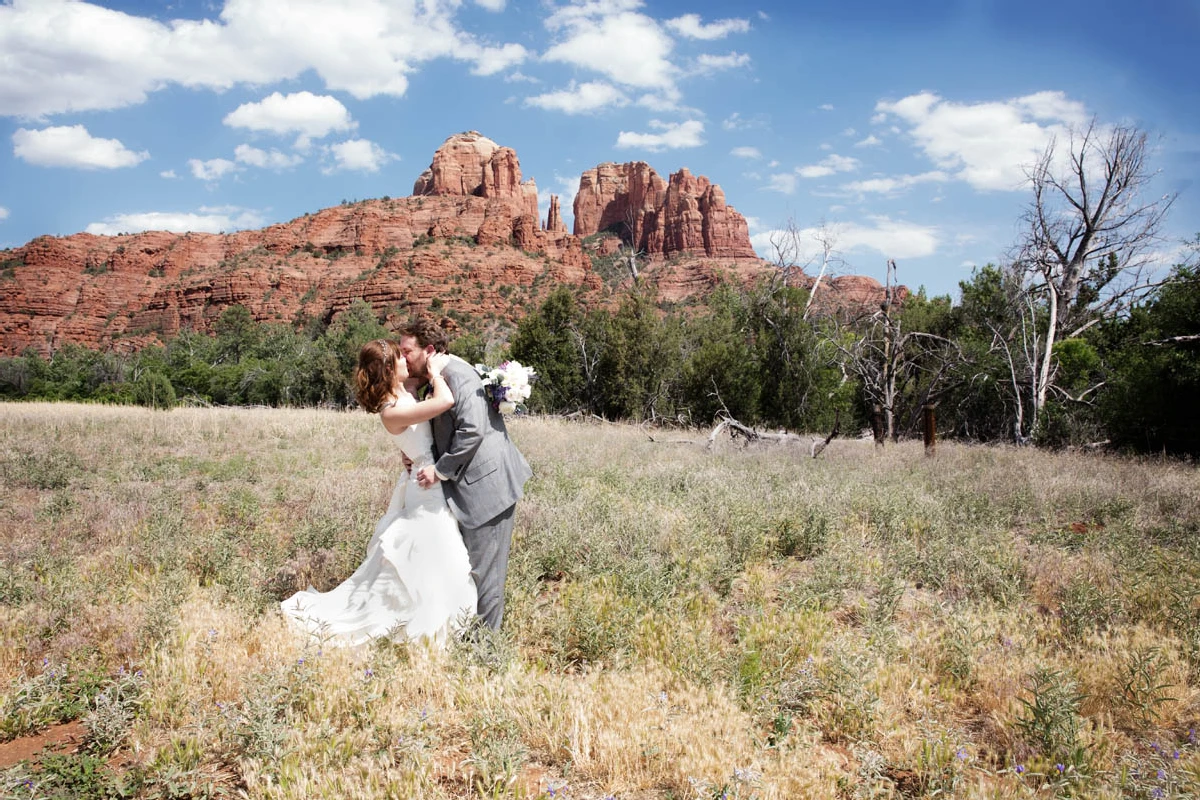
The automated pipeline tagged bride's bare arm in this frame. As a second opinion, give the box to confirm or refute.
[379,356,454,433]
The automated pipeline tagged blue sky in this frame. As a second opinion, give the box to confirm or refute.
[0,0,1197,299]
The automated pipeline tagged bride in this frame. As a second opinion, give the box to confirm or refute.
[280,339,477,646]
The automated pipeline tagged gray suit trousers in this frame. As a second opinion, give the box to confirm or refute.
[461,504,515,631]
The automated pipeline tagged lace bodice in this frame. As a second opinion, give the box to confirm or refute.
[390,393,435,470]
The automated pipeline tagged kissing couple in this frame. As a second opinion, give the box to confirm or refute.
[281,317,533,646]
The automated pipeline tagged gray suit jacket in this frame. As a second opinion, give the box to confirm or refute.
[431,356,532,529]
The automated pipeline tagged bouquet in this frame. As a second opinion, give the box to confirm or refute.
[475,360,536,415]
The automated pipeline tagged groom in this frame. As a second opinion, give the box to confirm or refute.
[398,317,533,632]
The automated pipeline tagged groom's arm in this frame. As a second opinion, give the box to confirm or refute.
[433,364,487,482]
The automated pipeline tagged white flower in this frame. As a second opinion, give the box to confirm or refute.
[475,360,536,414]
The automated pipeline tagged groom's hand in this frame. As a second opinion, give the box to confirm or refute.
[416,465,440,489]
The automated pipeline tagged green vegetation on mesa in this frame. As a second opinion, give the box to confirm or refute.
[3,251,1199,456]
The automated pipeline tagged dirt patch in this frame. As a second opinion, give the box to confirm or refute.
[0,720,85,769]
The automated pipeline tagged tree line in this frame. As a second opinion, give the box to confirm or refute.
[506,254,1198,457]
[0,256,1196,456]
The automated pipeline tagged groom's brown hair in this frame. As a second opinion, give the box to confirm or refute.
[399,317,449,353]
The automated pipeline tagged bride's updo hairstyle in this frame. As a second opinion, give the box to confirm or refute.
[355,339,403,413]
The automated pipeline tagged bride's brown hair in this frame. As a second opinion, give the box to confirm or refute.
[355,339,404,413]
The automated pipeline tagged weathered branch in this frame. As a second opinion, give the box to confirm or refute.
[706,414,807,450]
[810,409,841,459]
[1145,334,1200,347]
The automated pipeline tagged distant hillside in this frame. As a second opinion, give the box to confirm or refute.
[0,131,898,356]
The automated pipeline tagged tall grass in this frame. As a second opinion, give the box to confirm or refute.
[1,402,1199,798]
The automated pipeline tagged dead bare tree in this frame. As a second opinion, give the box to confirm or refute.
[618,203,645,282]
[569,319,603,414]
[1013,119,1176,438]
[766,219,843,315]
[825,260,964,441]
[803,223,839,321]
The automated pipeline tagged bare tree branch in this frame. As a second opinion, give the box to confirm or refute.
[1010,118,1176,438]
[1146,334,1200,347]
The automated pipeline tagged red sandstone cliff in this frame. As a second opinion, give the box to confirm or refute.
[573,162,757,260]
[545,195,568,234]
[0,132,901,357]
[0,195,596,356]
[413,131,540,222]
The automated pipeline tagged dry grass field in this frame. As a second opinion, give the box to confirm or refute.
[1,402,1199,799]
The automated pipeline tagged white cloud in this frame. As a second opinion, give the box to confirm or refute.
[693,52,750,73]
[843,171,949,194]
[234,144,303,169]
[13,125,148,169]
[731,146,761,159]
[635,88,689,113]
[84,206,266,235]
[819,104,834,111]
[796,154,860,179]
[855,135,882,147]
[764,173,797,194]
[722,112,767,131]
[0,206,8,221]
[874,90,1090,191]
[543,2,676,91]
[526,81,629,114]
[223,92,355,142]
[0,0,528,118]
[835,217,940,259]
[325,139,396,173]
[751,217,939,262]
[665,13,750,40]
[474,0,506,10]
[189,157,239,181]
[505,71,540,84]
[160,169,177,179]
[615,119,704,151]
[460,42,529,76]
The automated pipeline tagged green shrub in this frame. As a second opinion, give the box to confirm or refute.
[133,371,176,410]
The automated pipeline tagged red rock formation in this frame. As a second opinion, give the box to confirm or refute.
[809,275,910,317]
[413,131,539,221]
[0,193,599,357]
[544,195,567,233]
[574,162,664,248]
[0,132,901,357]
[572,162,756,260]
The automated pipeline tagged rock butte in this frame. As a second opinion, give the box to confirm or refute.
[0,131,900,356]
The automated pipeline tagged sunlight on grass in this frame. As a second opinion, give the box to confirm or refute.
[1,402,1199,798]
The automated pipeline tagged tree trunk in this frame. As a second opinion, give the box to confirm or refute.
[1033,280,1059,437]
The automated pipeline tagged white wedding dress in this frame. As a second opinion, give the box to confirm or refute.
[280,394,477,647]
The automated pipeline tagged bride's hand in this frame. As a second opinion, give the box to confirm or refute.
[427,353,449,377]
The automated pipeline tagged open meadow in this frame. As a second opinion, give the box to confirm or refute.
[1,402,1199,799]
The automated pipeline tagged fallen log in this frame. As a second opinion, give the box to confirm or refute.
[810,410,841,459]
[705,415,808,451]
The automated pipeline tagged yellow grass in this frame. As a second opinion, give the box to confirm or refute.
[2,402,1200,798]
